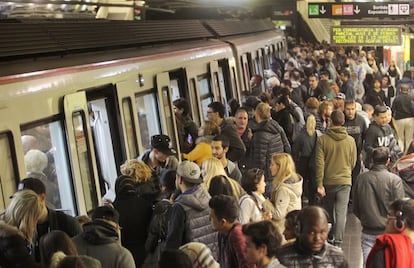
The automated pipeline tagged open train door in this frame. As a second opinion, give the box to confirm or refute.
[156,72,180,157]
[63,92,100,215]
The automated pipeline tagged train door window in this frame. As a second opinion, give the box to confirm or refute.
[241,54,250,92]
[218,59,234,101]
[231,67,238,98]
[272,44,277,58]
[121,98,138,158]
[170,79,180,101]
[0,132,17,211]
[71,113,98,213]
[254,53,260,76]
[160,86,177,150]
[88,99,118,202]
[263,47,270,69]
[198,75,213,121]
[135,92,161,151]
[21,120,77,216]
[189,78,201,126]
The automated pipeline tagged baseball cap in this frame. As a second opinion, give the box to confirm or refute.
[177,161,202,184]
[91,205,120,224]
[335,93,346,99]
[151,134,176,155]
[17,177,46,195]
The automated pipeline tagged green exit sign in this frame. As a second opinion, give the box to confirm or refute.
[309,4,319,16]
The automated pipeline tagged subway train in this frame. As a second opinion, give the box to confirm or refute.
[0,18,286,216]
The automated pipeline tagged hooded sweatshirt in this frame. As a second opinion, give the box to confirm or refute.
[315,127,357,187]
[73,221,135,268]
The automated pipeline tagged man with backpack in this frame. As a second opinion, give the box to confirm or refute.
[165,161,217,252]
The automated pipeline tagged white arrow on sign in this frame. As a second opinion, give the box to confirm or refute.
[320,5,326,14]
[354,5,360,14]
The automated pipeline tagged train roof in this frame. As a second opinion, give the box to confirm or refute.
[0,19,276,62]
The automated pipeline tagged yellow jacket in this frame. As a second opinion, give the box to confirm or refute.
[182,142,212,166]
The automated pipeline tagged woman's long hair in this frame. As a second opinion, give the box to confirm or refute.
[271,153,299,196]
[305,113,316,137]
[3,189,43,243]
[201,158,228,190]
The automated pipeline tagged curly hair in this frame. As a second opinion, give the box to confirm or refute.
[24,149,48,173]
[120,159,152,183]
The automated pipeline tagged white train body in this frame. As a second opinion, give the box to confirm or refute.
[0,19,286,215]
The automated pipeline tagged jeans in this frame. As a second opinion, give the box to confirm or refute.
[361,232,378,267]
[322,184,351,247]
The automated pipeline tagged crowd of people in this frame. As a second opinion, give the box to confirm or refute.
[1,40,413,268]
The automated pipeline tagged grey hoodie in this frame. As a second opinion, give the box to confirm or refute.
[73,221,135,268]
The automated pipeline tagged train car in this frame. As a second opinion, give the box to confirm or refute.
[0,19,286,216]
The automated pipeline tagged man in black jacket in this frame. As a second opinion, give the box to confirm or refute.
[344,99,367,186]
[17,177,82,261]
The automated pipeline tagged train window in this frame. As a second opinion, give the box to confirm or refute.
[21,121,77,216]
[0,132,17,211]
[135,92,161,151]
[72,113,98,212]
[198,75,213,121]
[121,98,138,158]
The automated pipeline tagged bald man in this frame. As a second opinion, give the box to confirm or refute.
[278,206,348,267]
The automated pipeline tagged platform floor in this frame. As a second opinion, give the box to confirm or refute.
[343,208,363,268]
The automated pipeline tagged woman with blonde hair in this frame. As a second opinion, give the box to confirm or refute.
[121,159,152,184]
[0,189,43,267]
[292,113,319,205]
[182,120,220,166]
[201,158,244,200]
[269,153,302,233]
[120,159,159,203]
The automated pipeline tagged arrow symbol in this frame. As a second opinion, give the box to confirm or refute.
[320,5,326,14]
[354,5,360,14]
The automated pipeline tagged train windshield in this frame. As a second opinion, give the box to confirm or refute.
[21,121,77,216]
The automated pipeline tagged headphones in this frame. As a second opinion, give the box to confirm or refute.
[394,210,404,232]
[393,198,410,232]
[295,206,330,236]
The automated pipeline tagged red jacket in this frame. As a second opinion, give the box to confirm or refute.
[366,233,414,268]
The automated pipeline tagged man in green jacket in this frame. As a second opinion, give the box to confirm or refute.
[316,110,357,248]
